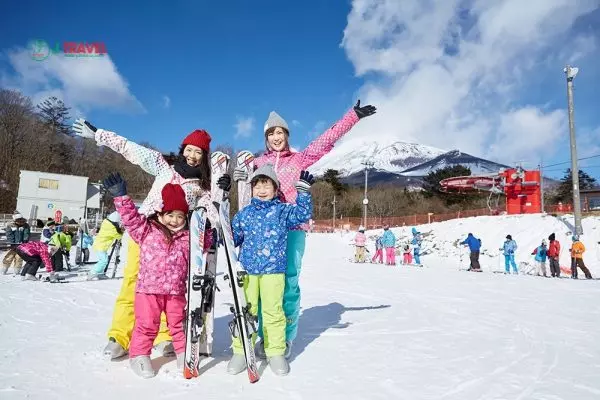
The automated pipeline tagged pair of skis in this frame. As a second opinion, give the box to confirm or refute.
[183,150,259,383]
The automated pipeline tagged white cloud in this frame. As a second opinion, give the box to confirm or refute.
[292,119,302,127]
[1,46,145,115]
[339,0,599,164]
[163,95,171,109]
[307,120,327,139]
[234,116,255,138]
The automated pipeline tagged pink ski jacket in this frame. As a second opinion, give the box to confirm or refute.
[17,242,53,272]
[354,232,367,247]
[114,195,189,296]
[254,108,360,229]
[94,129,217,224]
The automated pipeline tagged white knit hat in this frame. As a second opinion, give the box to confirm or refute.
[12,212,23,221]
[264,111,289,134]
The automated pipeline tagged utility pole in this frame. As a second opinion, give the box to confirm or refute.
[539,163,545,213]
[565,65,583,236]
[332,194,337,231]
[361,160,374,228]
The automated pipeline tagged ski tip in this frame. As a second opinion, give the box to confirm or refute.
[247,369,260,383]
[183,367,199,379]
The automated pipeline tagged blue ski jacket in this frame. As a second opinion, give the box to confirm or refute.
[532,245,547,262]
[502,240,518,256]
[461,234,481,252]
[232,193,312,275]
[411,227,422,249]
[381,230,396,248]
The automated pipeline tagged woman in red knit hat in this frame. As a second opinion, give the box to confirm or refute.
[72,119,230,362]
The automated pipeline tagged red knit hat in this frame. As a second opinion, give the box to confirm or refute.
[161,183,189,214]
[182,129,211,151]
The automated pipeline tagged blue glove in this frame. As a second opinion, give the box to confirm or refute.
[102,172,127,197]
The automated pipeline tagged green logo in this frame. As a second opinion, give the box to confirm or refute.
[29,39,51,61]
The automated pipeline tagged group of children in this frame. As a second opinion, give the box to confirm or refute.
[462,232,594,279]
[66,99,376,379]
[354,225,423,266]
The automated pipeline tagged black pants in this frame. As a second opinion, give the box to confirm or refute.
[469,251,481,270]
[549,257,560,277]
[82,248,90,263]
[15,250,43,276]
[52,250,64,272]
[571,258,592,279]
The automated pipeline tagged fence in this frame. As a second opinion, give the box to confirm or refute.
[311,208,494,233]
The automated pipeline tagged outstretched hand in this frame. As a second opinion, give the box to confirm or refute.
[295,170,315,193]
[354,100,377,119]
[72,118,98,139]
[103,172,128,197]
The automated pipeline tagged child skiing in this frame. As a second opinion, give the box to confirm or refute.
[231,99,376,360]
[570,235,593,279]
[411,227,422,265]
[2,212,30,275]
[531,240,548,277]
[371,235,384,264]
[354,226,367,263]
[79,231,94,263]
[227,164,313,376]
[72,119,229,360]
[502,235,518,274]
[14,241,59,281]
[88,211,123,279]
[381,225,396,265]
[402,243,413,265]
[547,233,561,277]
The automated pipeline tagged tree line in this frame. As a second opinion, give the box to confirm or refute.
[1,89,593,219]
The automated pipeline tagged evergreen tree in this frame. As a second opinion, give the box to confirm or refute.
[553,168,597,202]
[37,96,71,136]
[321,169,347,196]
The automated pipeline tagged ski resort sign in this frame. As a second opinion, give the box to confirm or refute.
[29,39,107,61]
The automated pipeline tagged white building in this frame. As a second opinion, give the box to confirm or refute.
[16,170,101,222]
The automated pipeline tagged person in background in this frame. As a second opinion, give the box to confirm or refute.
[460,233,481,271]
[80,232,94,263]
[371,235,384,264]
[411,227,422,265]
[501,234,518,274]
[547,233,561,277]
[354,226,367,263]
[531,240,548,277]
[2,212,30,275]
[570,235,592,279]
[49,225,72,272]
[381,225,396,265]
[88,212,123,280]
[15,241,59,281]
[41,220,56,243]
[402,243,413,265]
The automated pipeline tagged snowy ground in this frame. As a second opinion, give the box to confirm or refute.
[1,213,600,400]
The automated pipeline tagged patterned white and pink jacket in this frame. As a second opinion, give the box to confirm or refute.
[115,195,189,296]
[254,108,360,229]
[94,129,218,224]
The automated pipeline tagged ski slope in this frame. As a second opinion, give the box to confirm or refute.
[1,213,600,400]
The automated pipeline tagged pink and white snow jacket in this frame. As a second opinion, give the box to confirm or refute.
[354,232,367,247]
[16,242,53,272]
[254,108,360,230]
[94,129,218,224]
[114,195,189,296]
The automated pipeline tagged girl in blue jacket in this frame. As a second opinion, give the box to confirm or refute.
[531,240,548,277]
[501,235,518,274]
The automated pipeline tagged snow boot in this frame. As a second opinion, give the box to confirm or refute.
[103,337,127,359]
[176,352,185,370]
[130,355,155,379]
[22,273,37,281]
[268,355,290,376]
[154,340,175,357]
[87,272,108,281]
[284,340,293,359]
[227,354,247,375]
[255,340,266,360]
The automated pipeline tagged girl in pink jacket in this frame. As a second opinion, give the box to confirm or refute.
[354,227,367,263]
[103,173,194,379]
[232,100,376,359]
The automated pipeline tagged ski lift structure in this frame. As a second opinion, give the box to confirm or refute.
[439,166,542,215]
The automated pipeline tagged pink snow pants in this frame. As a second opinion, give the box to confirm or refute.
[129,293,186,358]
[372,249,383,263]
[385,247,396,265]
[403,253,412,264]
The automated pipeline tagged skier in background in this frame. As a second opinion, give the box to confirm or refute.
[547,233,561,277]
[49,225,72,272]
[381,225,397,265]
[231,99,376,360]
[79,231,94,263]
[15,241,59,281]
[570,235,593,279]
[41,220,56,243]
[354,226,367,263]
[371,235,384,264]
[72,118,229,360]
[227,165,313,376]
[460,233,481,271]
[531,240,548,277]
[402,243,413,265]
[2,212,30,275]
[88,211,123,279]
[411,227,422,265]
[501,234,518,274]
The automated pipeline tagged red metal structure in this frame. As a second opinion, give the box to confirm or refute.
[439,167,542,215]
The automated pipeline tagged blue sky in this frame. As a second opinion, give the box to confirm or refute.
[2,0,600,180]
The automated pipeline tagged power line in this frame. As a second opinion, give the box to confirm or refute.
[541,154,600,169]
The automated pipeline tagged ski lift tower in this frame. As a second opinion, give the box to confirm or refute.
[361,159,374,228]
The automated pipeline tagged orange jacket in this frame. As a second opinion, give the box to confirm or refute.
[571,241,585,259]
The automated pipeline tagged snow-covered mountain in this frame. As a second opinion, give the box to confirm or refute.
[401,149,510,177]
[310,140,446,178]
